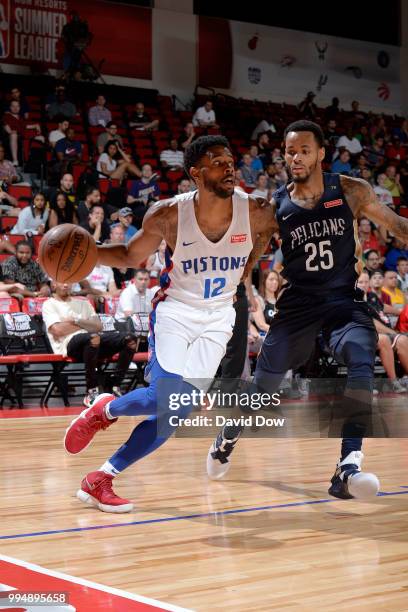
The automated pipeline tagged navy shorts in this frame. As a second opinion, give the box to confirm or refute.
[256,285,377,375]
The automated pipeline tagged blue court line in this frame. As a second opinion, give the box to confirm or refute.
[1,488,408,541]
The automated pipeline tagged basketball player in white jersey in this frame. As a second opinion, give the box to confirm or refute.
[64,135,277,512]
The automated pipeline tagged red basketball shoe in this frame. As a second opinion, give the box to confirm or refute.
[77,471,134,513]
[64,393,117,455]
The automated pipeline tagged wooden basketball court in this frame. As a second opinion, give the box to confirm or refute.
[1,407,407,611]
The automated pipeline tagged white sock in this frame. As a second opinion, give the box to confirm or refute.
[105,402,116,420]
[100,461,121,477]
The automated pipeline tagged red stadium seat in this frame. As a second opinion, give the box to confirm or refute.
[158,181,169,193]
[8,185,32,199]
[72,163,88,186]
[166,170,184,183]
[141,158,158,169]
[5,234,25,246]
[21,297,48,315]
[32,235,43,254]
[131,138,151,148]
[0,297,20,313]
[0,216,18,232]
[98,178,120,195]
[132,131,152,140]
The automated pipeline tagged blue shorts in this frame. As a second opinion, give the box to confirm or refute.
[256,286,377,375]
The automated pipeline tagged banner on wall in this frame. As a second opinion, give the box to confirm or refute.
[1,0,152,79]
[198,16,401,112]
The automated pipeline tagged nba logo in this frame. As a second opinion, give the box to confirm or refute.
[0,0,10,59]
[4,313,15,332]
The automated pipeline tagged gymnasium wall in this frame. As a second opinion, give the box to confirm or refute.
[0,1,403,114]
[198,17,401,115]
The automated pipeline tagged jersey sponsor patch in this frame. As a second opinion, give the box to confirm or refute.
[324,199,343,208]
[231,233,247,243]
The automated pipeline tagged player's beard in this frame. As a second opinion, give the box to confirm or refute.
[204,176,233,199]
[290,158,319,183]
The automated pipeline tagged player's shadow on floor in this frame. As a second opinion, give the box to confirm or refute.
[232,479,325,499]
[198,497,408,551]
[154,486,408,552]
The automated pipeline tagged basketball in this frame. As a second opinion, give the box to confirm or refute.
[38,224,98,283]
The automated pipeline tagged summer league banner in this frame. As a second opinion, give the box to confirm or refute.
[156,377,408,438]
[0,0,152,78]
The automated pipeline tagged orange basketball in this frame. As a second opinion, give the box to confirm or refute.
[38,224,98,283]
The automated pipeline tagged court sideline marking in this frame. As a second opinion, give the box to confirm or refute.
[0,553,190,611]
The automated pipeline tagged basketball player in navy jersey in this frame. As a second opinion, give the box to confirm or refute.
[63,135,278,513]
[208,120,408,500]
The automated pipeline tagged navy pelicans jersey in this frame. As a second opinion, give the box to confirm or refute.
[274,173,362,294]
[160,189,253,307]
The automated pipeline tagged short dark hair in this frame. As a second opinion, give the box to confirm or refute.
[397,256,408,265]
[134,268,149,277]
[184,135,231,177]
[90,204,103,214]
[106,121,117,128]
[54,114,68,124]
[284,120,325,148]
[365,249,380,260]
[86,186,99,198]
[15,240,32,252]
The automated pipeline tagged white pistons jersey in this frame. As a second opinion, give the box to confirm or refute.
[163,189,253,308]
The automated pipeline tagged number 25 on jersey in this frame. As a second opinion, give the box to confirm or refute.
[305,240,334,271]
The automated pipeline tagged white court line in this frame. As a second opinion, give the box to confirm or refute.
[0,554,192,612]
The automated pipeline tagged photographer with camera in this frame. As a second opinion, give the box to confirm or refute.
[126,163,160,228]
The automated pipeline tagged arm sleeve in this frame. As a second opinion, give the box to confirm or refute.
[129,181,139,197]
[105,267,114,286]
[1,259,16,281]
[96,133,106,149]
[42,300,60,331]
[88,107,97,125]
[118,286,135,313]
[83,301,97,318]
[55,139,65,154]
[11,207,31,235]
[35,262,49,285]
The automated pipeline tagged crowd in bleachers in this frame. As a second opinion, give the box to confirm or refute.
[1,77,408,404]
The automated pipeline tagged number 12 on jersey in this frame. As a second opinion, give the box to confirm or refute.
[204,277,226,298]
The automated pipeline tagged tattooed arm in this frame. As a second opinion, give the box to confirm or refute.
[242,197,279,280]
[341,175,408,241]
